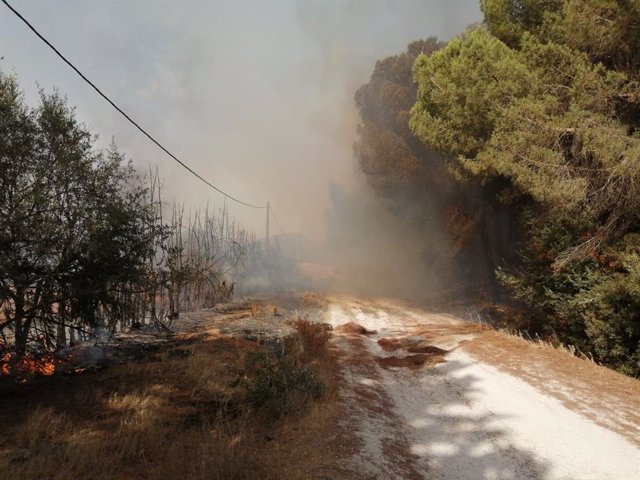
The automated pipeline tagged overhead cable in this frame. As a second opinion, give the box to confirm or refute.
[1,0,266,209]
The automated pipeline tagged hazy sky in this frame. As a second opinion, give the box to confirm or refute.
[0,0,481,240]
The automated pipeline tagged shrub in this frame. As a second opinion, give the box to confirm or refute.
[244,352,324,420]
[289,318,332,361]
[567,238,640,376]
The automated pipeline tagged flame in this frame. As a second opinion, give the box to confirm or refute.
[0,351,58,377]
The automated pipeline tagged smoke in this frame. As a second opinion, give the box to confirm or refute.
[0,0,482,299]
[318,176,447,303]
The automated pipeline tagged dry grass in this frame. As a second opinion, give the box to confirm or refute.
[0,324,347,480]
[17,406,68,451]
[0,339,266,479]
[287,318,332,362]
[9,408,266,480]
[250,303,279,317]
[502,328,597,362]
[412,322,484,337]
[251,321,349,479]
[299,292,328,308]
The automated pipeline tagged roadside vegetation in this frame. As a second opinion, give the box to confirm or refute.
[0,72,276,376]
[356,0,640,376]
[0,317,341,479]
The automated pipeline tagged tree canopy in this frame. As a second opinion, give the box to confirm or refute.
[0,72,150,355]
[357,0,640,375]
[1,73,249,372]
[353,38,508,300]
[410,1,640,375]
[481,0,640,74]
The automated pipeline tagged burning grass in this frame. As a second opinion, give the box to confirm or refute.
[0,351,59,379]
[0,318,346,479]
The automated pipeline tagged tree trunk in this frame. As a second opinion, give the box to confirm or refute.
[14,287,28,356]
[56,299,67,350]
[479,214,501,304]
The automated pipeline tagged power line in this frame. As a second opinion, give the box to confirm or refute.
[1,0,266,210]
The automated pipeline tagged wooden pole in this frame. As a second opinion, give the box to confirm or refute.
[266,201,270,256]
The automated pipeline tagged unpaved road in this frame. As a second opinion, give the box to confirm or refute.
[326,297,640,480]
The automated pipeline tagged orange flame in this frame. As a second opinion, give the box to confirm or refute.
[0,351,58,377]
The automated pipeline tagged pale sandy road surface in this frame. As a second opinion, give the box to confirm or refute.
[325,297,640,480]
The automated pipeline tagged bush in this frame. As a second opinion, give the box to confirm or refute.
[244,352,324,420]
[500,231,640,376]
[567,237,640,376]
[289,318,332,361]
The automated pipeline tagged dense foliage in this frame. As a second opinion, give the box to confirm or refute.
[353,38,516,301]
[413,0,640,375]
[358,0,640,375]
[0,73,249,367]
[0,73,150,356]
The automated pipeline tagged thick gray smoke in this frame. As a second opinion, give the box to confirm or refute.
[0,0,482,299]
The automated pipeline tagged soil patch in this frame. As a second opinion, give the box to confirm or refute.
[336,322,376,335]
[407,344,448,355]
[376,352,446,370]
[378,337,404,352]
[377,337,448,356]
[332,332,422,478]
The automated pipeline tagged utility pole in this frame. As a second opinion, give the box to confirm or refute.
[266,201,270,257]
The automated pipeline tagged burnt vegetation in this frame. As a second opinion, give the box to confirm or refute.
[0,67,340,478]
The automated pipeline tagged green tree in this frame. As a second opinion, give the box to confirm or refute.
[410,5,640,374]
[482,0,640,74]
[354,37,518,302]
[0,72,150,356]
[354,39,444,199]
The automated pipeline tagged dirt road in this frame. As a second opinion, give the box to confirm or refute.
[326,297,640,480]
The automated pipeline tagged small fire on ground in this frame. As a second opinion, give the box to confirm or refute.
[0,351,59,379]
